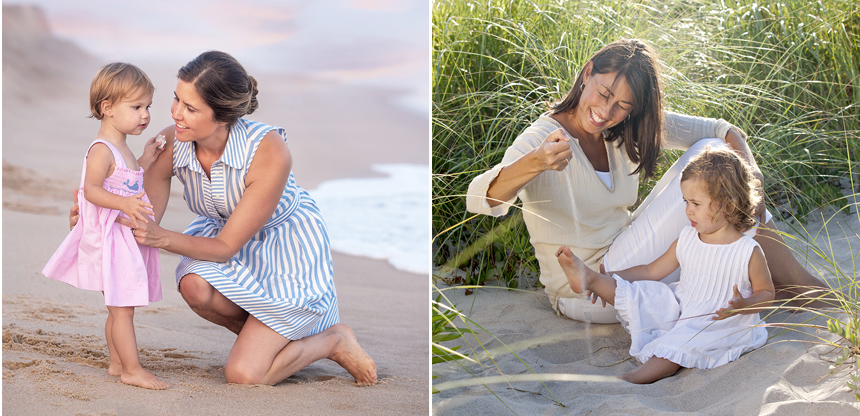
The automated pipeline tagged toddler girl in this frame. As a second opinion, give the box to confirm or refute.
[556,146,775,384]
[42,62,167,390]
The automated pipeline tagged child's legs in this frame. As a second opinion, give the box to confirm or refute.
[105,306,143,371]
[621,356,681,384]
[557,247,618,304]
[105,308,122,375]
[604,138,726,280]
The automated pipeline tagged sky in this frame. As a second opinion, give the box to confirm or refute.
[18,0,429,114]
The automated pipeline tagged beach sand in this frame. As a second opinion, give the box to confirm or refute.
[3,5,428,415]
[432,201,860,413]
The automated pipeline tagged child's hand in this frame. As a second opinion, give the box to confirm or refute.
[119,192,154,228]
[138,135,166,171]
[713,285,747,320]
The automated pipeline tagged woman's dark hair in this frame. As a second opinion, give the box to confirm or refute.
[178,51,259,130]
[551,39,663,178]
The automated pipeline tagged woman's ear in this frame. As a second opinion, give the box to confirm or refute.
[582,61,594,84]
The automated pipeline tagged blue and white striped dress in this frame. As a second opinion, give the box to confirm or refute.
[173,119,339,340]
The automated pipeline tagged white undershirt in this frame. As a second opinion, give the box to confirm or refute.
[595,170,612,188]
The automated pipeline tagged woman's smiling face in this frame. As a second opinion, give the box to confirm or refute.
[574,63,635,138]
[170,79,226,142]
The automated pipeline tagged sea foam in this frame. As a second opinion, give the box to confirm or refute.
[307,164,430,275]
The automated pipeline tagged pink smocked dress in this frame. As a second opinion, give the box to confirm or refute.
[42,139,161,307]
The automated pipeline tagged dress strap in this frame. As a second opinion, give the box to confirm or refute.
[88,139,128,169]
[80,140,126,187]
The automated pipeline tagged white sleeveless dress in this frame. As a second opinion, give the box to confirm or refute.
[613,226,767,369]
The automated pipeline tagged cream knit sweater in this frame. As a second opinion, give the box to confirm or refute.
[466,111,733,301]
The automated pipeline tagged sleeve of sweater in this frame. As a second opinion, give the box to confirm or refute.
[465,120,548,217]
[661,110,735,150]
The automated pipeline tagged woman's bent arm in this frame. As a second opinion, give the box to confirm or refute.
[133,131,290,263]
[484,128,573,206]
[143,126,177,224]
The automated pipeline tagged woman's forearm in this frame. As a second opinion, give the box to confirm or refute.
[157,229,237,263]
[486,150,543,207]
[724,127,759,172]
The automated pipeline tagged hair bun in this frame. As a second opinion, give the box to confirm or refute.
[246,75,259,115]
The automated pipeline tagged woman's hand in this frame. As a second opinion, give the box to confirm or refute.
[534,129,573,172]
[69,190,80,230]
[485,128,574,207]
[713,285,747,320]
[119,192,155,228]
[116,215,166,248]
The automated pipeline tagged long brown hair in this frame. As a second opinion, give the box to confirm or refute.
[551,39,663,178]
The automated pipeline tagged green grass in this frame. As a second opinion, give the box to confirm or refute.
[432,0,860,406]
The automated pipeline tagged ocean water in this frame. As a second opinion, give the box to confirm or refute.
[307,164,430,275]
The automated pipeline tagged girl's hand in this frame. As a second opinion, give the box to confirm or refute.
[138,135,167,172]
[714,285,747,320]
[119,192,154,228]
[534,129,573,172]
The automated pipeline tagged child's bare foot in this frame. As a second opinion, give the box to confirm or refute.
[107,360,122,377]
[120,367,168,390]
[328,323,378,386]
[556,246,592,294]
[619,357,680,384]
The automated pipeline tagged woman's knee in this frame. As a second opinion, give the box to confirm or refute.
[223,362,265,385]
[178,274,215,308]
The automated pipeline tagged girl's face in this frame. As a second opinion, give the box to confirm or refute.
[170,79,227,142]
[681,178,731,235]
[574,62,635,138]
[105,89,152,136]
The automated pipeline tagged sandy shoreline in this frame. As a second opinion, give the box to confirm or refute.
[4,209,427,415]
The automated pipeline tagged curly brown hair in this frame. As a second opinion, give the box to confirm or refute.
[680,147,762,231]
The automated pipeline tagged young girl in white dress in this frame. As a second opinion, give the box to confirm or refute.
[42,63,167,389]
[556,146,775,384]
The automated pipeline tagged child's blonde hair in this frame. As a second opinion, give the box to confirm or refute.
[89,62,154,120]
[680,147,762,231]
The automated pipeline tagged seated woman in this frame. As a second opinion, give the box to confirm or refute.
[466,38,829,323]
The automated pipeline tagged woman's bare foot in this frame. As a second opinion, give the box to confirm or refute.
[328,323,377,386]
[120,367,169,390]
[556,246,593,294]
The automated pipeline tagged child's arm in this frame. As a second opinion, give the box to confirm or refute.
[713,246,775,320]
[610,239,681,283]
[83,143,154,227]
